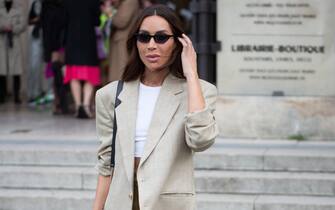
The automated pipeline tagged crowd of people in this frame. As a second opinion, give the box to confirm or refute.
[0,0,192,119]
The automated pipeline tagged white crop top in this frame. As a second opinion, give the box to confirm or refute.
[134,83,161,157]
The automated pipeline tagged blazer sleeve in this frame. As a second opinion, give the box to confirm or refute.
[184,83,219,152]
[95,89,115,176]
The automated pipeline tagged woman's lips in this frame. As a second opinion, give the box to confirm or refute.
[146,54,160,63]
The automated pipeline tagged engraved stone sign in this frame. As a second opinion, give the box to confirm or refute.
[217,0,335,96]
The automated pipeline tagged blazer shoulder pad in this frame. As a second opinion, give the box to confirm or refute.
[96,81,119,103]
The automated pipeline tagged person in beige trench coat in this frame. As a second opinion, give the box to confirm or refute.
[108,0,140,82]
[93,5,219,210]
[0,0,28,103]
[0,0,26,103]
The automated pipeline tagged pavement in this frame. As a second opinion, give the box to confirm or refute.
[2,101,335,146]
[0,102,97,142]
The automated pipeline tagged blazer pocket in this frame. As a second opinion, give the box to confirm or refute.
[158,192,195,210]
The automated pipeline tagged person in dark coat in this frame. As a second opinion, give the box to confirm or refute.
[40,0,68,114]
[63,0,101,118]
[41,0,65,63]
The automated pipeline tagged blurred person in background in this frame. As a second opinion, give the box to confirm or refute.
[139,0,157,8]
[100,0,115,43]
[41,0,67,114]
[27,0,44,105]
[108,0,140,82]
[97,0,114,86]
[63,0,101,119]
[0,0,27,104]
[165,0,192,34]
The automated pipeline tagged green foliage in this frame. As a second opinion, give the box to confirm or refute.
[288,134,306,141]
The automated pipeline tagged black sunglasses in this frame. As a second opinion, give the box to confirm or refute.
[135,33,175,44]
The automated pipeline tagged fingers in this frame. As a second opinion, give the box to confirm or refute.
[177,36,188,47]
[182,34,193,46]
[178,34,195,50]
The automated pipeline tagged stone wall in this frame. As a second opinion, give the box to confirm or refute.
[216,96,335,140]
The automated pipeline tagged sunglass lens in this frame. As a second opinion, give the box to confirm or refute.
[137,34,151,43]
[136,33,173,44]
[154,34,169,44]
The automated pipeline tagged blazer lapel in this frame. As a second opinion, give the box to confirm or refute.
[116,79,139,186]
[139,74,184,167]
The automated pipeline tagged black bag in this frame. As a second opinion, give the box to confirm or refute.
[111,80,124,167]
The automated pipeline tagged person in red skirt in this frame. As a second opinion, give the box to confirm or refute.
[63,0,101,118]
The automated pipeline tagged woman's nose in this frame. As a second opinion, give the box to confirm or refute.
[147,37,157,50]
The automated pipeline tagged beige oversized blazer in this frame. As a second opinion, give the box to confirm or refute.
[95,74,219,210]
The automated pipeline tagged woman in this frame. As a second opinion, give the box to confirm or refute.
[63,0,101,118]
[93,5,218,210]
[0,0,26,104]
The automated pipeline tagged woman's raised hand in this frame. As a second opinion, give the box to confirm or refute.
[178,34,198,79]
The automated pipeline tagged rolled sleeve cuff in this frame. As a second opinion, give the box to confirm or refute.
[185,106,214,125]
[95,162,113,177]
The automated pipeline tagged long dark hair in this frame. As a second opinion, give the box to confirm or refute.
[122,4,185,82]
